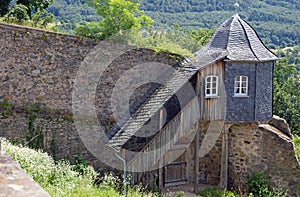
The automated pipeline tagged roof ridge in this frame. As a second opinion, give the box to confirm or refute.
[237,17,259,61]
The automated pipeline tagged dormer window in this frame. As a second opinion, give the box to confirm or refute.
[205,75,218,97]
[234,76,248,96]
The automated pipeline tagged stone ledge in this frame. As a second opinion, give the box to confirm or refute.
[0,150,50,197]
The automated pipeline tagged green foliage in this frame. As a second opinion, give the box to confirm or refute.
[189,28,215,47]
[0,102,14,118]
[141,0,300,47]
[247,172,287,197]
[26,112,44,150]
[294,137,300,159]
[176,191,184,197]
[199,173,287,197]
[16,0,53,18]
[75,0,153,40]
[273,47,300,135]
[0,0,11,16]
[247,172,270,196]
[48,0,101,34]
[48,0,300,47]
[198,187,236,197]
[2,0,55,29]
[106,25,213,58]
[0,139,156,197]
[6,4,30,22]
[72,156,91,175]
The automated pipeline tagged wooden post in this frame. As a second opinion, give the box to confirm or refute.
[219,125,231,189]
[194,122,200,192]
[194,71,201,192]
[158,158,163,189]
[196,72,201,97]
[158,108,164,189]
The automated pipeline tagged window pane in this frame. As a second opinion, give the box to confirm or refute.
[242,82,247,87]
[242,88,246,94]
[235,87,240,94]
[207,77,211,82]
[206,89,210,94]
[207,83,211,89]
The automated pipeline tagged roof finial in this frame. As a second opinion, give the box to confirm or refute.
[234,0,240,14]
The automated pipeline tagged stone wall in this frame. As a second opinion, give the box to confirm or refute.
[228,123,300,196]
[0,150,50,197]
[0,22,180,170]
[0,22,98,110]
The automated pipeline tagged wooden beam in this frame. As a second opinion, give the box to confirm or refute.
[196,71,201,96]
[158,158,163,189]
[219,124,231,189]
[194,122,200,192]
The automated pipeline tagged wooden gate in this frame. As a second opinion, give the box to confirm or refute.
[164,154,187,187]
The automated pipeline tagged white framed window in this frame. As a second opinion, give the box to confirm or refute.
[205,75,218,97]
[234,76,248,96]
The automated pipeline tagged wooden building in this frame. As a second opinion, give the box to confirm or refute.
[106,14,278,191]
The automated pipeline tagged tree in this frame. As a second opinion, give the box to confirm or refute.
[16,0,52,19]
[75,0,153,40]
[6,4,30,22]
[0,0,12,16]
[273,57,300,135]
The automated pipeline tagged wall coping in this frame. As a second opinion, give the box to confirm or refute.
[0,150,50,197]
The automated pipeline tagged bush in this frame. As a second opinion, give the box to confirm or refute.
[0,138,156,197]
[5,4,30,22]
[247,172,287,197]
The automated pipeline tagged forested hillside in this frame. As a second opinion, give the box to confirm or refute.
[48,0,300,47]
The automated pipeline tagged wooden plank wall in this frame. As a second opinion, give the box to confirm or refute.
[127,96,200,173]
[199,61,226,121]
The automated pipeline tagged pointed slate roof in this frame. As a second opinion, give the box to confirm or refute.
[206,14,278,62]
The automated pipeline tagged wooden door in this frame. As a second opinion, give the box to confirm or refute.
[164,154,187,187]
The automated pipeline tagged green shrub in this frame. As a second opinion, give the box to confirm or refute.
[0,138,156,197]
[247,172,287,197]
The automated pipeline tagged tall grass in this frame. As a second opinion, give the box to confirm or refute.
[0,139,155,197]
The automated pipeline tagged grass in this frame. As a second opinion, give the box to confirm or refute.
[197,187,236,197]
[0,139,156,197]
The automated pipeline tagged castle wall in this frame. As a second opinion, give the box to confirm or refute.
[228,123,300,196]
[0,23,179,170]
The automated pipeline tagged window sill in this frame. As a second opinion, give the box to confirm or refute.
[205,96,219,99]
[233,95,249,98]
